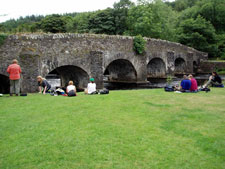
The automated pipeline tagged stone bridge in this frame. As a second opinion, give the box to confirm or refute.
[0,33,207,93]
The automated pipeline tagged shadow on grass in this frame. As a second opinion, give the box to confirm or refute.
[144,102,172,108]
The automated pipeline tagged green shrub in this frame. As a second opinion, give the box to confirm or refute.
[221,54,225,60]
[166,75,173,85]
[0,34,8,46]
[133,35,146,55]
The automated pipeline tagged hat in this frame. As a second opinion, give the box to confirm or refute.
[90,78,95,82]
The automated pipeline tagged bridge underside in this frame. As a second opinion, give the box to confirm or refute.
[0,74,10,94]
[47,65,89,91]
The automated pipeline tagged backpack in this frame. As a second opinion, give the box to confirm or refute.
[164,86,174,92]
[99,89,109,94]
[199,87,211,92]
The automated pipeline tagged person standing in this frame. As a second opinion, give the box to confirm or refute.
[7,59,22,96]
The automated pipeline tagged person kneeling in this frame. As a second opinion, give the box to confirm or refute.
[67,81,77,97]
[37,76,51,95]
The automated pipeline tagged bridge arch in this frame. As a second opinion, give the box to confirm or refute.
[193,61,198,72]
[104,59,137,82]
[175,58,186,73]
[46,65,89,91]
[147,58,166,78]
[0,74,10,94]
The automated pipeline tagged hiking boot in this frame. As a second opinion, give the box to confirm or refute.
[10,94,13,96]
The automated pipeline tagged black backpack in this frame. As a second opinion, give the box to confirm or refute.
[99,89,109,94]
[164,86,174,92]
[200,87,211,92]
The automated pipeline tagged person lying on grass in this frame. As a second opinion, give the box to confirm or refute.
[66,81,76,97]
[37,76,51,95]
[84,78,97,94]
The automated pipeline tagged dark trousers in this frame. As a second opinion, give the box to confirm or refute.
[68,90,76,97]
[10,79,20,94]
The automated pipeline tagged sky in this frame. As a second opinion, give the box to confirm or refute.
[0,0,174,23]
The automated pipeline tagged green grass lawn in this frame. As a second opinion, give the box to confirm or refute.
[0,89,225,169]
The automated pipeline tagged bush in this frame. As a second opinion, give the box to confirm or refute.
[166,75,173,85]
[133,35,146,55]
[221,54,225,60]
[0,34,8,46]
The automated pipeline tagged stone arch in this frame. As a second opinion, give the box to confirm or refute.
[0,74,10,94]
[193,61,198,73]
[46,65,89,91]
[147,58,166,78]
[175,58,186,73]
[104,59,137,82]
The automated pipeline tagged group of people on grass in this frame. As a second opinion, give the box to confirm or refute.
[37,76,97,96]
[6,59,224,96]
[7,59,97,96]
[174,72,223,93]
[175,74,198,92]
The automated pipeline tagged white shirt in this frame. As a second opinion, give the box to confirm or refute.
[67,85,76,93]
[87,83,96,94]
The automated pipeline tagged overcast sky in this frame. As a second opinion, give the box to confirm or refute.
[0,0,174,23]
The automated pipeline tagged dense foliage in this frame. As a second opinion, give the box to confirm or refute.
[0,0,224,59]
[133,35,146,54]
[0,34,8,46]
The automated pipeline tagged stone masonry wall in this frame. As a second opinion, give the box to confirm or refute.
[0,33,207,93]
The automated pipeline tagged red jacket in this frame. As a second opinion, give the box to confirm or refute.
[7,64,22,80]
[190,78,198,91]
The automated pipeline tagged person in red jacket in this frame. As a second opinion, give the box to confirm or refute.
[188,74,198,92]
[7,59,22,96]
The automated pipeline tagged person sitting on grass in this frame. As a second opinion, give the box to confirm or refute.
[37,76,51,95]
[85,78,97,94]
[66,81,76,97]
[188,74,198,92]
[180,75,191,92]
[203,72,223,88]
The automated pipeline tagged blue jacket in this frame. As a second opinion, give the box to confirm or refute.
[181,79,191,90]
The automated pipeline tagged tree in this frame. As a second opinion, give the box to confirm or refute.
[88,8,116,35]
[178,15,218,58]
[40,14,67,33]
[198,0,225,33]
[71,13,92,33]
[126,0,178,41]
[126,4,154,36]
[113,0,134,35]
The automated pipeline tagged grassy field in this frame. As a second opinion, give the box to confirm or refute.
[0,89,225,169]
